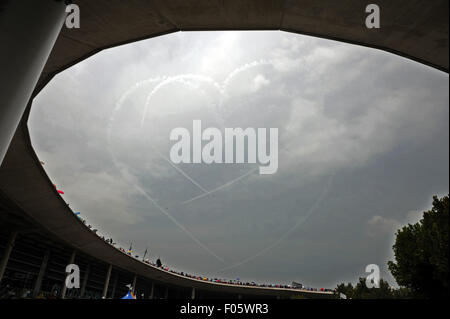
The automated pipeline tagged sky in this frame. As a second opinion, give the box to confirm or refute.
[28,31,449,289]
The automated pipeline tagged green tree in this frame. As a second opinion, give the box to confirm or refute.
[335,278,394,299]
[335,282,355,299]
[388,195,449,298]
[353,277,393,299]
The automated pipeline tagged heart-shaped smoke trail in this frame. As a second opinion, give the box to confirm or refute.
[107,77,225,263]
[107,60,335,271]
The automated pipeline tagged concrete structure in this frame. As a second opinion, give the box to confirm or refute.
[32,250,50,298]
[0,0,448,299]
[0,0,66,164]
[102,264,112,298]
[61,250,76,299]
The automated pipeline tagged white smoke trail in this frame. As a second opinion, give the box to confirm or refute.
[141,74,222,127]
[221,59,273,91]
[217,174,334,272]
[107,78,225,263]
[139,74,224,196]
[150,145,209,194]
[181,166,259,205]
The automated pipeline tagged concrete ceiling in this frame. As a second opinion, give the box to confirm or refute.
[36,0,448,97]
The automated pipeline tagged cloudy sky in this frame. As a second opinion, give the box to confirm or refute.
[29,31,449,288]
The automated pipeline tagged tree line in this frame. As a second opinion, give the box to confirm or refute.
[334,195,449,299]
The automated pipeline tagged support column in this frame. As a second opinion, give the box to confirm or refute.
[110,274,118,299]
[0,0,67,164]
[80,264,90,298]
[61,250,76,299]
[191,287,196,299]
[0,231,18,284]
[102,264,112,299]
[149,283,154,299]
[32,250,50,298]
[131,274,137,294]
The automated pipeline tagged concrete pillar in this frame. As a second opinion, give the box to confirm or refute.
[149,282,154,299]
[191,287,196,299]
[32,250,50,298]
[61,250,76,299]
[110,274,118,299]
[0,0,67,164]
[102,264,112,299]
[80,264,90,298]
[0,231,18,284]
[131,274,137,294]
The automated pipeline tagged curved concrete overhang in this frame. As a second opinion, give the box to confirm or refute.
[1,0,448,298]
[36,0,449,97]
[0,113,330,298]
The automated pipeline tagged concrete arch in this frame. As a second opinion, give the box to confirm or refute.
[0,0,448,298]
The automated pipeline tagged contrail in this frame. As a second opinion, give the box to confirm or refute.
[221,59,273,91]
[180,140,292,206]
[141,74,221,127]
[217,59,273,118]
[150,145,209,194]
[107,63,295,265]
[131,181,225,263]
[139,74,224,196]
[138,62,277,203]
[107,78,225,263]
[181,167,259,205]
[217,174,334,272]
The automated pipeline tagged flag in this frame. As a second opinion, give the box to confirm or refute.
[121,289,136,299]
[53,184,64,194]
[142,248,148,261]
[127,243,133,255]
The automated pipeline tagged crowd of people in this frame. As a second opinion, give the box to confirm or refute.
[74,211,332,293]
